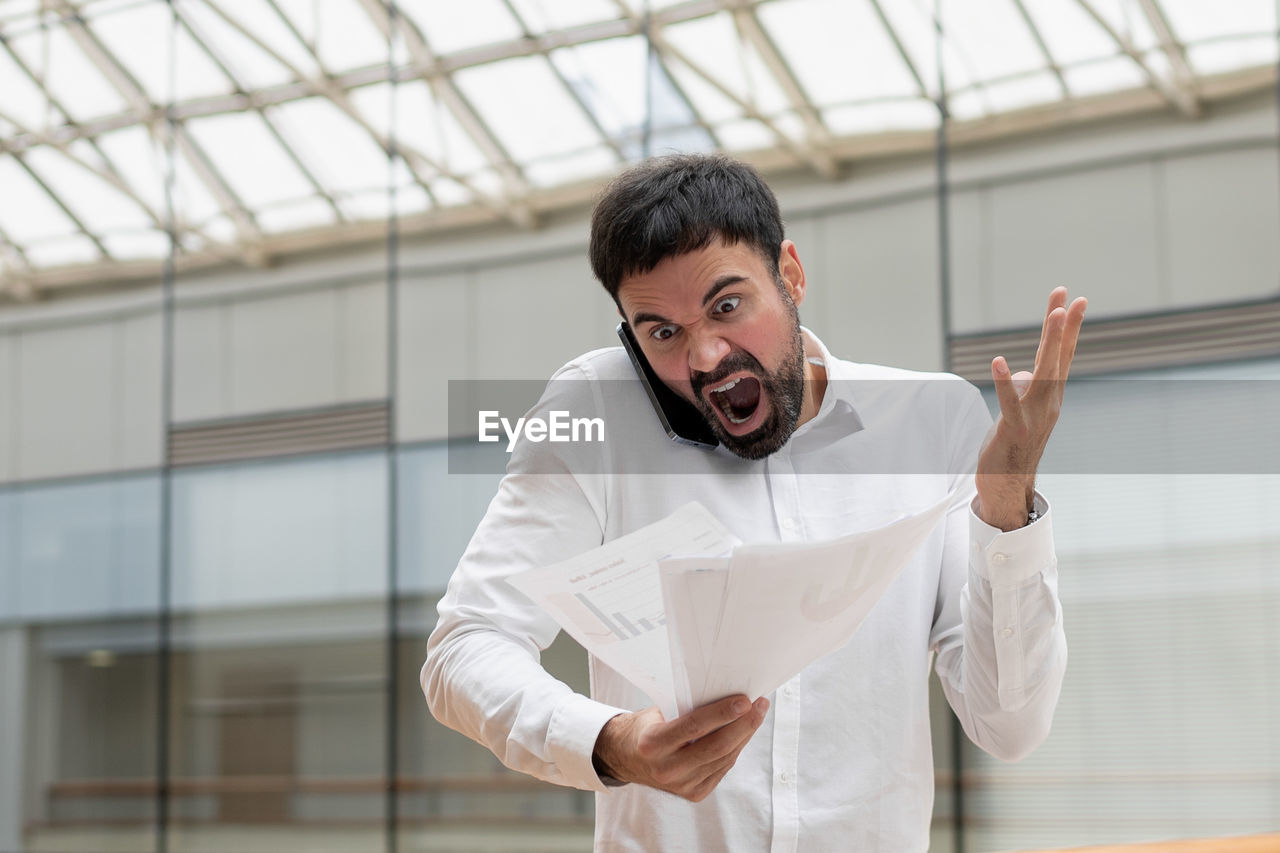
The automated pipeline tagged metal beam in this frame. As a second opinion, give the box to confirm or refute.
[0,34,66,130]
[728,1,837,178]
[171,128,268,265]
[651,31,837,177]
[0,225,37,301]
[46,0,269,261]
[11,151,109,258]
[866,0,930,99]
[1135,0,1201,112]
[0,43,219,247]
[499,0,626,165]
[11,61,1277,295]
[607,0,726,152]
[173,1,345,223]
[1073,0,1201,117]
[250,0,544,226]
[198,0,443,213]
[1008,0,1069,98]
[0,0,722,157]
[225,0,517,223]
[354,0,537,228]
[0,110,164,227]
[43,0,154,122]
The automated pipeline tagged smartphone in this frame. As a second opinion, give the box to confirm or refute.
[617,322,719,448]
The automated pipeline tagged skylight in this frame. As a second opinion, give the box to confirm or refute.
[0,0,1274,296]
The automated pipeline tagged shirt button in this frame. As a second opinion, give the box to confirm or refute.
[782,685,796,698]
[991,552,1010,564]
[781,518,796,531]
[1001,627,1014,639]
[778,771,791,784]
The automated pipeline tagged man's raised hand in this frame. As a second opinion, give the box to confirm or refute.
[975,286,1087,531]
[593,694,770,802]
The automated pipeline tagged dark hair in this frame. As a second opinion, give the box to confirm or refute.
[589,153,784,303]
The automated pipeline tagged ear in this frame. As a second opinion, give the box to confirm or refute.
[778,240,806,307]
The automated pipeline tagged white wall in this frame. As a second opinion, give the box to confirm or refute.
[0,92,1276,479]
[792,196,943,370]
[0,311,162,481]
[173,280,388,423]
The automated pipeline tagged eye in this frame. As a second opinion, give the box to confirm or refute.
[650,324,678,341]
[712,295,740,315]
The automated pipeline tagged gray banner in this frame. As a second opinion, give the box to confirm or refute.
[446,378,1280,476]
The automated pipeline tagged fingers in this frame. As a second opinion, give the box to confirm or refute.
[642,696,769,800]
[1058,296,1087,380]
[1046,286,1068,318]
[1034,306,1067,385]
[666,694,755,747]
[991,357,1025,429]
[1033,287,1068,373]
[679,697,769,765]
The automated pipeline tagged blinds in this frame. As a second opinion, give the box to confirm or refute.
[168,401,389,467]
[949,298,1280,385]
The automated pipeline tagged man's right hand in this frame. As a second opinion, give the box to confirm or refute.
[592,694,770,802]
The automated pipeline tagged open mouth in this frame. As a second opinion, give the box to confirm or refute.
[707,375,763,428]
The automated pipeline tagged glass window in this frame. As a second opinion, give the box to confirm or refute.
[170,451,388,610]
[169,450,391,852]
[9,475,160,621]
[23,621,160,853]
[397,443,503,597]
[966,360,1280,849]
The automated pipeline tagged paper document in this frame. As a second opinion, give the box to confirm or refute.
[509,490,960,720]
[507,503,741,716]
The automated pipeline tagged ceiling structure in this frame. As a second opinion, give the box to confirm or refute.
[0,0,1275,300]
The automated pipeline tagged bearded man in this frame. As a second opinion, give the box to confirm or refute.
[424,154,1086,852]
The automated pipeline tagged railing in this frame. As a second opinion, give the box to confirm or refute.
[49,775,563,796]
[37,775,593,829]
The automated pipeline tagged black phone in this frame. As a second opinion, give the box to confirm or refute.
[617,322,719,448]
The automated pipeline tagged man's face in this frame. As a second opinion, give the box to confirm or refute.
[617,238,808,460]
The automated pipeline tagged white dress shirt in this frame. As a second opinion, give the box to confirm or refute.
[424,329,1066,852]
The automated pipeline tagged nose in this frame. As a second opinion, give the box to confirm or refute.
[687,326,731,375]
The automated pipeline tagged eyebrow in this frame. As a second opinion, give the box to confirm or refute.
[629,274,748,328]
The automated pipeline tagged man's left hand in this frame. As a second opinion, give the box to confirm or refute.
[975,286,1087,531]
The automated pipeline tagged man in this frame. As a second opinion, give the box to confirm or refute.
[424,154,1086,851]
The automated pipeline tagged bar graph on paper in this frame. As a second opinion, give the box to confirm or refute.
[508,501,743,714]
[573,559,668,641]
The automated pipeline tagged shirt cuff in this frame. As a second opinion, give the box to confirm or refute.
[546,691,631,793]
[968,491,1055,587]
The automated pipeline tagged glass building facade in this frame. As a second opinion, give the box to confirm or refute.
[4,363,1278,851]
[1,7,1278,839]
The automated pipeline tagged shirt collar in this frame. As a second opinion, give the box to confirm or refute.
[794,325,864,439]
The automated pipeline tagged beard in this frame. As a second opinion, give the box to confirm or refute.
[689,300,807,460]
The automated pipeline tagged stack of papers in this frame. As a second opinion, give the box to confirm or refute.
[508,490,960,720]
